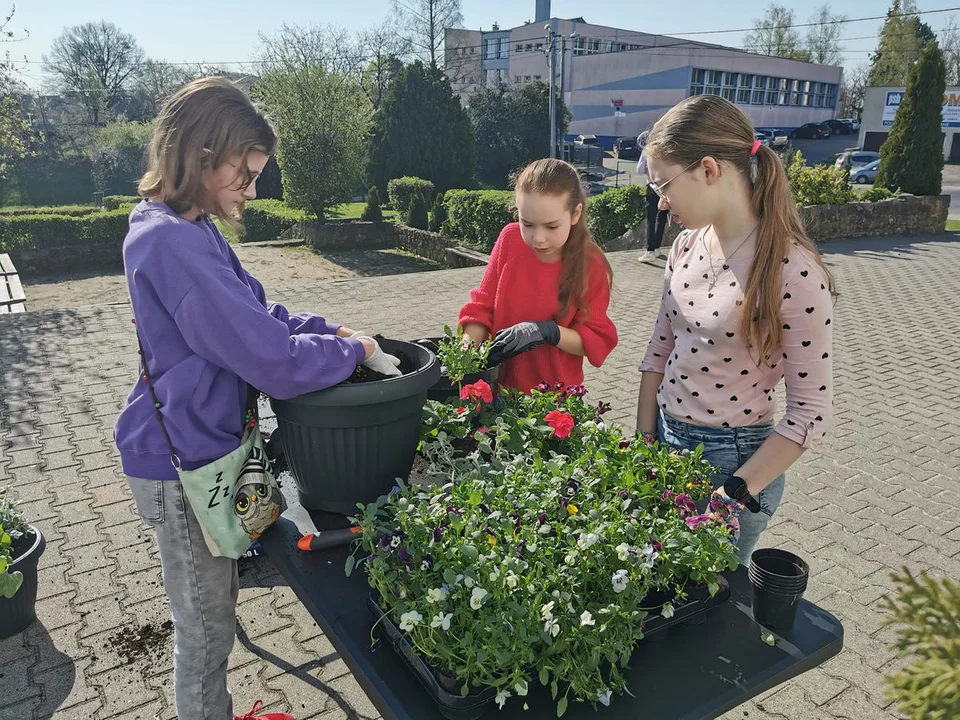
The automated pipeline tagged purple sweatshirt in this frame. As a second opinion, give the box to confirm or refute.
[114,201,367,481]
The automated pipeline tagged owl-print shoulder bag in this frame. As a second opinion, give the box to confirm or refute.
[136,331,286,559]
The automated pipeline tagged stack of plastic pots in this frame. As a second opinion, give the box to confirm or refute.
[748,548,810,631]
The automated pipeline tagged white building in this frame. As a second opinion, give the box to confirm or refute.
[859,85,960,161]
[445,2,843,147]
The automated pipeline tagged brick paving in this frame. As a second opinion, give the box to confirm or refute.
[1,232,959,719]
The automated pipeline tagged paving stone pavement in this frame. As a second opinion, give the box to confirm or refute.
[1,233,958,720]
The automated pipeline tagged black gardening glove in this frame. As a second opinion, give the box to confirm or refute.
[488,321,560,366]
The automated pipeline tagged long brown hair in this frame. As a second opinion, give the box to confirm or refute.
[512,158,614,321]
[646,95,836,365]
[139,76,277,228]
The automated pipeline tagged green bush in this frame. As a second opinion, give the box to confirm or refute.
[0,155,95,206]
[240,199,309,242]
[429,191,447,233]
[405,189,429,230]
[103,195,141,211]
[0,205,100,217]
[881,567,960,719]
[0,209,130,251]
[786,151,855,207]
[587,185,646,245]
[860,186,899,202]
[442,189,514,252]
[360,186,384,223]
[387,177,435,214]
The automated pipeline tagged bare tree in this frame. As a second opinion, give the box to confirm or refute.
[43,21,144,125]
[939,16,960,85]
[805,4,846,66]
[1,3,32,177]
[358,22,409,109]
[392,0,463,69]
[838,64,868,119]
[743,5,810,60]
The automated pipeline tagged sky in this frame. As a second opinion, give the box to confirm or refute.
[5,0,959,91]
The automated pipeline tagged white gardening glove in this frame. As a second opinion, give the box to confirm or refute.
[352,331,402,377]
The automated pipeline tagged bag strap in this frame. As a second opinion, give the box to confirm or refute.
[135,323,257,472]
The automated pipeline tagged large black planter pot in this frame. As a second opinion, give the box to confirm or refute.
[411,337,500,404]
[270,339,441,515]
[0,525,46,639]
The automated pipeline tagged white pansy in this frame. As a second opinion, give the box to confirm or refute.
[526,542,537,552]
[580,610,596,627]
[544,618,561,637]
[615,542,633,561]
[564,552,578,566]
[399,610,422,631]
[642,543,659,568]
[470,587,489,610]
[611,569,629,594]
[398,587,407,599]
[577,532,599,549]
[464,575,475,588]
[505,572,519,589]
[661,603,675,619]
[489,568,501,582]
[427,588,444,603]
[390,535,402,549]
[597,688,613,706]
[430,612,452,630]
[514,680,529,696]
[495,689,511,709]
[540,601,555,621]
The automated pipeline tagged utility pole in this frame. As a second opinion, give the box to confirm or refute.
[546,24,557,159]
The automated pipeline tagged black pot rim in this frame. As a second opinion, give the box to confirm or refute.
[750,548,809,578]
[272,339,441,407]
[10,525,45,568]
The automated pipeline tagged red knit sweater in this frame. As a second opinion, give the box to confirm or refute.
[458,223,618,392]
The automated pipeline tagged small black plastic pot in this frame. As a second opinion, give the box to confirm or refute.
[271,339,440,515]
[0,525,46,639]
[411,337,500,404]
[749,548,809,631]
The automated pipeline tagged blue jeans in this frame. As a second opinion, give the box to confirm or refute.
[127,477,238,720]
[657,412,785,565]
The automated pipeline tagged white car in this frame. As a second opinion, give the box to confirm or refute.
[574,134,599,146]
[755,129,789,149]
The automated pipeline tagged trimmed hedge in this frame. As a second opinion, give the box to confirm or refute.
[241,199,309,242]
[0,205,101,217]
[0,209,131,251]
[587,185,646,245]
[442,189,514,252]
[104,195,141,210]
[387,177,435,214]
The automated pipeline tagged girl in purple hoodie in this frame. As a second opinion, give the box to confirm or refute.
[114,77,397,720]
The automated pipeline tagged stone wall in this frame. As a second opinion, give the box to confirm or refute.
[279,220,397,250]
[603,194,951,251]
[11,239,124,277]
[395,225,488,268]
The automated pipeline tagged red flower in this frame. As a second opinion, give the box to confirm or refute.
[456,406,468,415]
[544,410,575,439]
[459,379,493,404]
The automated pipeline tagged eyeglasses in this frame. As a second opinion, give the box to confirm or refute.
[648,159,702,200]
[224,159,261,188]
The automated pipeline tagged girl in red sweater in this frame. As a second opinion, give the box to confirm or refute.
[458,158,618,392]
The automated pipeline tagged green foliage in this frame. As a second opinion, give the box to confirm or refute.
[360,186,384,223]
[253,33,371,220]
[0,156,95,207]
[877,40,947,196]
[436,324,492,384]
[587,185,646,245]
[103,195,141,211]
[367,61,476,196]
[89,122,153,196]
[785,151,855,206]
[387,176,435,214]
[240,199,309,243]
[442,189,514,252]
[869,0,935,86]
[405,188,430,230]
[0,205,100,217]
[0,92,31,181]
[881,567,960,719]
[0,208,130,251]
[429,191,447,233]
[860,186,899,202]
[470,81,572,187]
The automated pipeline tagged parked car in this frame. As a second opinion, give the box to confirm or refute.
[792,122,832,139]
[834,150,880,170]
[851,159,880,184]
[755,129,790,149]
[825,119,856,135]
[613,137,640,159]
[837,118,860,131]
[574,134,599,146]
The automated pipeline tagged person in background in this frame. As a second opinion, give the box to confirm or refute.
[637,131,670,264]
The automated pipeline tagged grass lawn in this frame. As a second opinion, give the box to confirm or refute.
[946,219,960,232]
[329,202,398,221]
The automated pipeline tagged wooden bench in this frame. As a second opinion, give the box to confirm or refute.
[0,253,26,313]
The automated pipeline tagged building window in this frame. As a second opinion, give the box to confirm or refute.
[515,75,522,83]
[800,80,811,106]
[705,70,721,95]
[535,42,544,52]
[825,83,837,108]
[534,74,542,80]
[516,44,523,53]
[573,36,585,56]
[752,75,766,104]
[722,72,737,101]
[766,77,779,104]
[498,38,507,58]
[689,68,705,96]
[525,43,532,52]
[524,75,531,82]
